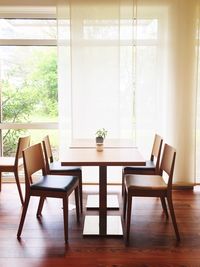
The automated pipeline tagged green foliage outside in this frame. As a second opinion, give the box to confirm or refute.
[27,49,58,117]
[2,48,58,156]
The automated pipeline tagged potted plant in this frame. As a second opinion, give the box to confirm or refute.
[95,128,107,144]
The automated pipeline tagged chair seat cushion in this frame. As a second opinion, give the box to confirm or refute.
[123,160,155,173]
[49,161,81,173]
[125,174,167,190]
[31,175,78,192]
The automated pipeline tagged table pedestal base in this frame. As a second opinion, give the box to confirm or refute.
[83,215,123,236]
[86,195,119,209]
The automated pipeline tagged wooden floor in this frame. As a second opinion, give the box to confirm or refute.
[0,184,200,267]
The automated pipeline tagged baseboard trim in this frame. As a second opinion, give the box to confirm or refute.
[172,185,194,190]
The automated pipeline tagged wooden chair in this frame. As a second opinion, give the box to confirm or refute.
[123,144,180,242]
[0,135,31,205]
[122,134,163,196]
[42,135,83,213]
[17,143,80,243]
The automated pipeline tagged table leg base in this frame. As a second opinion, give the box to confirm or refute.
[86,195,119,209]
[83,215,123,236]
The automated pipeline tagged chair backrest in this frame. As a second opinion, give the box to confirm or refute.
[23,143,46,188]
[150,134,163,173]
[42,135,53,172]
[160,143,176,190]
[15,136,31,166]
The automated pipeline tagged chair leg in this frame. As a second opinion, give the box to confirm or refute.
[126,193,132,242]
[17,194,30,238]
[29,176,33,184]
[63,197,68,243]
[122,169,126,197]
[160,197,168,218]
[79,173,83,213]
[14,170,24,205]
[167,194,180,241]
[123,187,127,221]
[75,187,80,223]
[0,172,1,192]
[37,197,45,217]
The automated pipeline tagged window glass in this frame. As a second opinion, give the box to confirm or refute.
[83,19,157,40]
[0,19,57,39]
[0,46,58,123]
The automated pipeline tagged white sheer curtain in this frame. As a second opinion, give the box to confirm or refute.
[57,0,199,186]
[57,0,71,157]
[70,0,135,140]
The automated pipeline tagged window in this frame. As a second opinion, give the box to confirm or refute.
[0,18,58,159]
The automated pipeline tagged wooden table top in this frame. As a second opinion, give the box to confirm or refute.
[70,138,136,149]
[61,148,145,167]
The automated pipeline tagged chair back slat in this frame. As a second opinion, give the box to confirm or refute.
[42,135,54,172]
[23,143,46,187]
[15,136,31,166]
[160,144,176,188]
[43,135,53,161]
[150,134,163,173]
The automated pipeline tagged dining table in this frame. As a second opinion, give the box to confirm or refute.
[61,140,145,236]
[70,138,138,209]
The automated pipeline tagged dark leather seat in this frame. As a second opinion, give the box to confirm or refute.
[49,161,81,173]
[125,174,167,190]
[124,160,155,173]
[31,175,78,192]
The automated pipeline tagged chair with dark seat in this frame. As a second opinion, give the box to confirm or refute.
[122,134,163,196]
[123,143,180,242]
[0,135,31,205]
[42,135,83,213]
[17,143,80,243]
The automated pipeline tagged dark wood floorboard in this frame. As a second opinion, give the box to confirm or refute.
[0,184,200,266]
